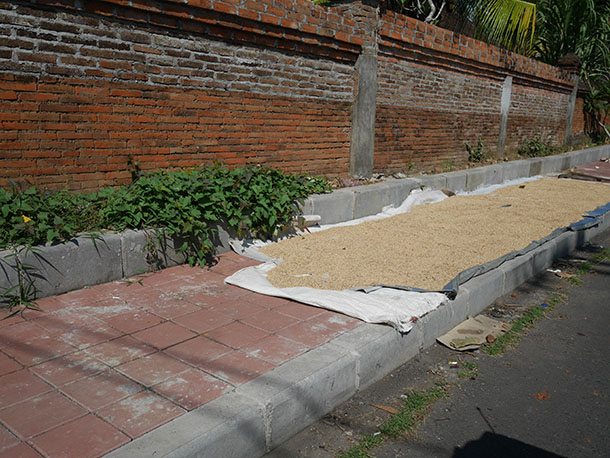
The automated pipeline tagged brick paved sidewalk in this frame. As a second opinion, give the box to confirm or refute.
[0,252,360,457]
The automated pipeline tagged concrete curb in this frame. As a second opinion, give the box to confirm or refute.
[1,144,608,300]
[107,203,610,458]
[303,144,610,224]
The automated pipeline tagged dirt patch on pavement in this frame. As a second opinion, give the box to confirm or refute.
[261,178,610,291]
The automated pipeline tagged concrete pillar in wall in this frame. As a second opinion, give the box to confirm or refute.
[497,75,513,158]
[564,76,579,146]
[349,52,378,178]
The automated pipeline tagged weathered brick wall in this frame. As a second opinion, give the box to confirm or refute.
[375,11,578,174]
[0,1,583,188]
[0,0,360,190]
[572,96,585,137]
[504,85,570,149]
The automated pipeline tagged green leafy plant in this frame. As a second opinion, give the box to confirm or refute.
[517,136,555,157]
[0,165,331,270]
[0,183,102,249]
[466,139,487,162]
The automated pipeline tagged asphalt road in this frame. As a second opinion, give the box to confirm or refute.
[266,230,610,458]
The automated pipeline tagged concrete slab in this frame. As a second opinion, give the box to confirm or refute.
[443,170,468,192]
[237,342,358,450]
[20,234,123,298]
[105,392,266,458]
[465,165,504,191]
[332,323,424,389]
[304,188,354,225]
[352,179,420,219]
[418,174,447,190]
[502,160,530,181]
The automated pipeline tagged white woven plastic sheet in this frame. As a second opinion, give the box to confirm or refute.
[225,177,542,333]
[225,189,449,333]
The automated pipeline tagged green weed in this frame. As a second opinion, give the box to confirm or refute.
[338,385,447,458]
[483,293,566,355]
[466,139,487,163]
[0,165,330,268]
[517,136,555,157]
[458,361,479,379]
[592,248,610,263]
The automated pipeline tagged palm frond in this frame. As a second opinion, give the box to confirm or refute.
[474,0,537,54]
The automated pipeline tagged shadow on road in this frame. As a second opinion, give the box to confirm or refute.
[453,431,565,458]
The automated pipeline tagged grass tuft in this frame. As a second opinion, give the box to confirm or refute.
[457,361,479,379]
[483,293,566,355]
[338,385,447,458]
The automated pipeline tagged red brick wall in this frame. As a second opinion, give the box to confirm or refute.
[504,84,569,149]
[573,97,585,137]
[0,0,357,190]
[0,1,581,189]
[374,11,577,174]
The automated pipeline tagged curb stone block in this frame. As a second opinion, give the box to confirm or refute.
[306,189,354,224]
[530,240,557,273]
[419,302,459,349]
[332,323,424,389]
[353,179,420,219]
[541,155,568,174]
[567,151,586,167]
[464,168,486,191]
[486,164,505,185]
[120,230,152,278]
[120,229,187,278]
[460,268,505,318]
[418,174,447,190]
[553,231,578,259]
[0,250,18,305]
[443,170,468,192]
[21,234,123,298]
[502,160,530,181]
[236,343,358,450]
[579,215,610,243]
[300,197,315,216]
[528,158,542,176]
[465,165,504,191]
[583,145,607,163]
[105,392,266,458]
[500,251,536,295]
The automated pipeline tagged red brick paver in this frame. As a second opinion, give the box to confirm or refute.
[98,392,185,438]
[152,368,230,410]
[0,442,42,457]
[0,391,85,438]
[131,322,196,349]
[0,252,362,456]
[0,353,22,377]
[31,415,129,457]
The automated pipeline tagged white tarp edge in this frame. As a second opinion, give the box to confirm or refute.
[225,176,543,333]
[226,263,447,333]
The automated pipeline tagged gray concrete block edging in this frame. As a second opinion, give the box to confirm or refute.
[1,144,608,301]
[108,200,610,458]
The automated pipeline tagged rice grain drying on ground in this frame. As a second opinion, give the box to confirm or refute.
[261,178,610,291]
